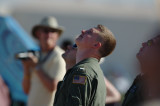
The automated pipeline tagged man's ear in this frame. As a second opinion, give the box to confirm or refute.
[35,31,41,39]
[93,42,101,49]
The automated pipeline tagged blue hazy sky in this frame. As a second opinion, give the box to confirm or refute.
[64,0,154,5]
[0,0,155,5]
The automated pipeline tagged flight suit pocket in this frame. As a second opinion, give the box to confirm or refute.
[66,94,82,106]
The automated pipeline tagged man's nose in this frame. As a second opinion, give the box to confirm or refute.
[142,42,146,47]
[67,45,72,50]
[81,30,85,34]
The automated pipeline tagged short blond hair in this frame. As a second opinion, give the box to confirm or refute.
[96,25,116,57]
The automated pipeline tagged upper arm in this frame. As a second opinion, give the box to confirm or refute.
[50,57,66,80]
[44,55,66,81]
[66,72,92,106]
[104,77,121,103]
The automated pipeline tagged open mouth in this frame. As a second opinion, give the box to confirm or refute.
[140,47,143,52]
[79,34,83,39]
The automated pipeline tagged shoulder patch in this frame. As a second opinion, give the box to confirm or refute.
[72,75,86,84]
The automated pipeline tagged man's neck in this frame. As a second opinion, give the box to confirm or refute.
[145,78,160,99]
[66,63,75,71]
[41,46,55,53]
[76,49,100,64]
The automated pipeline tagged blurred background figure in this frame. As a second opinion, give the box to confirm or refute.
[22,16,66,106]
[0,76,10,106]
[104,77,121,106]
[0,16,39,106]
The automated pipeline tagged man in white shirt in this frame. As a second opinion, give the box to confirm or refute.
[22,16,66,106]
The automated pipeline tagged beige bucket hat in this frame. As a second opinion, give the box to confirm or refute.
[32,16,64,38]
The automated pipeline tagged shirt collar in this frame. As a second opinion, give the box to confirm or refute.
[74,57,99,67]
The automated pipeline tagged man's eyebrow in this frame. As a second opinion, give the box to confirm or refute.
[92,28,99,33]
[91,28,97,33]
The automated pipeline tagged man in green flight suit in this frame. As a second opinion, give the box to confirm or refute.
[122,35,160,106]
[54,25,116,106]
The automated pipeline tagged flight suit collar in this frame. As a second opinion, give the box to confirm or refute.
[74,57,99,68]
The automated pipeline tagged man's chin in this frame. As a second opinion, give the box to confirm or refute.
[136,52,139,58]
[136,53,143,64]
[136,53,141,60]
[75,38,81,44]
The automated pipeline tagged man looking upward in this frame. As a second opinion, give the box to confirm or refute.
[54,25,116,106]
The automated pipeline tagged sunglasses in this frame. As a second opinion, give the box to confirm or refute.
[72,44,77,48]
[147,40,153,46]
[42,28,58,33]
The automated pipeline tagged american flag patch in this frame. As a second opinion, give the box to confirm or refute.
[72,75,86,84]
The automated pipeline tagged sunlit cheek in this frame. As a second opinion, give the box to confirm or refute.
[49,35,56,40]
[88,35,92,37]
[39,34,45,40]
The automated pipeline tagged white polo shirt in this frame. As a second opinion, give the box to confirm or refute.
[27,46,66,106]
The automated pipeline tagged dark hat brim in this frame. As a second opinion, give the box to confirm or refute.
[32,25,64,39]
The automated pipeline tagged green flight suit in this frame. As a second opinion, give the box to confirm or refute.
[54,58,106,106]
[122,74,146,106]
